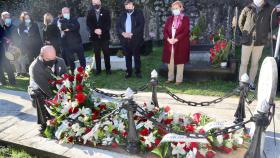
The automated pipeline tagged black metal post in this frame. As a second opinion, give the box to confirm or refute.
[244,112,270,158]
[234,81,249,123]
[122,98,140,154]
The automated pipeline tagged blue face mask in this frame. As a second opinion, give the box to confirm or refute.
[63,13,70,20]
[4,18,12,26]
[25,19,31,25]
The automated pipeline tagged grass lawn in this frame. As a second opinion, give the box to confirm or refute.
[0,146,36,158]
[0,46,277,97]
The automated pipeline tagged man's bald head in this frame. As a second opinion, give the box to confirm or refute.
[92,0,101,5]
[40,45,56,61]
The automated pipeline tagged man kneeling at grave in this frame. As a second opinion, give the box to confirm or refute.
[28,45,67,134]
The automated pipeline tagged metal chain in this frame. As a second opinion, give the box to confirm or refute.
[134,103,253,139]
[92,83,149,98]
[164,87,240,107]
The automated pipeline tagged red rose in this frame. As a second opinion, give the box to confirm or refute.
[206,151,215,158]
[85,128,92,134]
[76,74,83,83]
[190,142,198,150]
[55,79,63,85]
[75,84,84,92]
[147,144,154,151]
[192,113,201,124]
[111,142,118,148]
[163,118,173,124]
[185,125,195,132]
[210,48,215,55]
[69,107,79,114]
[164,106,171,112]
[155,138,161,146]
[139,128,149,136]
[69,75,75,82]
[140,137,145,142]
[157,126,167,136]
[145,112,154,118]
[199,128,206,134]
[77,66,84,73]
[75,93,87,104]
[122,131,128,137]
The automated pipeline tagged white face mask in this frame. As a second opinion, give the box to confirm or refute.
[172,9,181,16]
[253,0,264,7]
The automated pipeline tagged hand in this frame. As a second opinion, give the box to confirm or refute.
[94,29,102,35]
[127,33,133,39]
[64,29,70,32]
[167,38,173,44]
[173,38,178,44]
[122,32,129,38]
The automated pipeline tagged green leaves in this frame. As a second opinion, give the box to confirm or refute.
[151,143,169,158]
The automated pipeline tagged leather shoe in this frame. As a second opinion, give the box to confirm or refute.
[95,71,101,75]
[125,73,132,79]
[106,70,112,75]
[135,73,142,78]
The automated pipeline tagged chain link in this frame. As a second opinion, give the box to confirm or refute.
[92,83,149,98]
[165,87,240,107]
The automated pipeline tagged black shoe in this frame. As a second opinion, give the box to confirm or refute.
[249,83,256,92]
[22,73,29,77]
[125,73,132,79]
[135,73,142,78]
[95,71,101,75]
[106,70,112,75]
[9,81,16,85]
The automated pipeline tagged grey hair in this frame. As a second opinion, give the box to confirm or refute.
[1,11,10,18]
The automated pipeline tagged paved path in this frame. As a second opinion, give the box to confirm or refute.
[0,89,279,158]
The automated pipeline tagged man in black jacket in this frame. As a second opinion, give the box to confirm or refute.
[28,45,67,134]
[116,0,145,78]
[86,0,111,75]
[59,7,86,73]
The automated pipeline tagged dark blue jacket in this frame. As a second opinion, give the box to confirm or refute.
[59,17,82,47]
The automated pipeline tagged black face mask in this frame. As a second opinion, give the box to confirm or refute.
[126,9,134,13]
[43,59,57,67]
[93,4,101,10]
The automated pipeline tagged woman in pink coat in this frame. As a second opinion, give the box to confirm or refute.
[162,1,190,85]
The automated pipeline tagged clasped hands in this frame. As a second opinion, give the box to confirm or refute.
[122,32,133,39]
[167,38,178,45]
[94,29,102,36]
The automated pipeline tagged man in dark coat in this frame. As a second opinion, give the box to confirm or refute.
[28,45,67,133]
[0,11,16,85]
[59,7,86,73]
[86,0,112,75]
[238,0,280,89]
[116,0,145,78]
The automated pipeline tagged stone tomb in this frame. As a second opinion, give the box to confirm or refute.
[159,44,238,81]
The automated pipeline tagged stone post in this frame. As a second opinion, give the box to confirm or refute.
[234,73,249,123]
[123,88,140,154]
[151,70,159,108]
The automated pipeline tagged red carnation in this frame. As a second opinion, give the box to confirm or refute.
[76,74,83,83]
[210,48,215,55]
[195,151,205,158]
[67,136,73,143]
[155,138,161,146]
[75,92,87,104]
[111,142,118,148]
[92,110,100,120]
[206,151,215,158]
[140,137,145,142]
[185,125,195,132]
[112,129,119,135]
[192,113,201,124]
[221,41,227,49]
[99,104,107,110]
[157,125,167,136]
[139,128,149,136]
[62,74,69,80]
[77,66,84,73]
[122,131,128,137]
[164,106,171,112]
[199,128,206,134]
[75,84,84,92]
[163,118,173,124]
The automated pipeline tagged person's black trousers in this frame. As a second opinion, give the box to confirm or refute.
[123,40,141,75]
[92,40,111,72]
[32,93,51,130]
[65,44,86,73]
[0,45,15,85]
